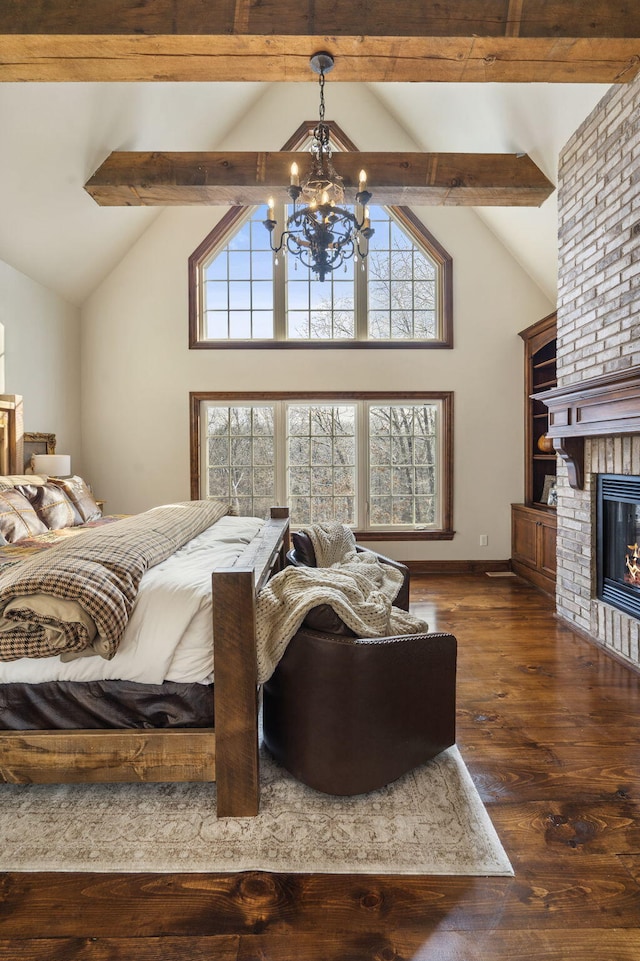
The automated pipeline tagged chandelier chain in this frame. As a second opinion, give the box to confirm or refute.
[318,69,326,124]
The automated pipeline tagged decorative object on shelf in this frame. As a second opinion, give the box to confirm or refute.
[263,52,374,282]
[537,433,555,453]
[547,481,558,507]
[31,453,71,478]
[23,432,56,473]
[541,474,556,506]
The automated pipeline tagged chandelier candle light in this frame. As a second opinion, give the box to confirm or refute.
[263,52,374,282]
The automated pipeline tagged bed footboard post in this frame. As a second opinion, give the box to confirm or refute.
[212,567,259,817]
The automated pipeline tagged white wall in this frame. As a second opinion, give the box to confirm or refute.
[82,84,553,559]
[0,258,82,471]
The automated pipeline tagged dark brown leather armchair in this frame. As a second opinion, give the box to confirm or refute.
[263,532,457,796]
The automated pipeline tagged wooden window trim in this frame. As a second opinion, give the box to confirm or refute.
[190,390,454,542]
[188,123,453,350]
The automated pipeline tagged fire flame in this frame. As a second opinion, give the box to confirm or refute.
[625,542,640,584]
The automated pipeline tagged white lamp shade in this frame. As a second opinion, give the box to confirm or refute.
[32,454,71,477]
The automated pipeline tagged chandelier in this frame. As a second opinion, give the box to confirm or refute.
[263,52,374,282]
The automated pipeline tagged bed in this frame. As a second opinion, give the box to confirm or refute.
[0,395,290,817]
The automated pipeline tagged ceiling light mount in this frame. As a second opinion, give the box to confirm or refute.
[309,51,335,76]
[263,52,374,282]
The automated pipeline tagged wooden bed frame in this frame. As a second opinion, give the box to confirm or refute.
[0,396,290,817]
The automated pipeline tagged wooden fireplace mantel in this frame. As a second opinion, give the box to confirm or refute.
[532,366,640,490]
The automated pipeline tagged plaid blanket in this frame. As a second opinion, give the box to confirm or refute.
[0,516,125,574]
[0,500,229,662]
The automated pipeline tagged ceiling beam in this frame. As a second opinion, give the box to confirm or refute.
[1,1,639,83]
[84,151,555,207]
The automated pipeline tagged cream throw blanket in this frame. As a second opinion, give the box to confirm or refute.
[256,523,429,683]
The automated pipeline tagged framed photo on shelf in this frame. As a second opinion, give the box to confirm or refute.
[541,474,557,507]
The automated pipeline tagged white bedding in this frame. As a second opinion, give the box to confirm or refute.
[0,514,264,686]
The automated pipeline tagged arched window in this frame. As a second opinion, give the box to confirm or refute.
[189,126,452,349]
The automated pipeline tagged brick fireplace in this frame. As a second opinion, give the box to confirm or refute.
[555,436,640,669]
[553,72,640,671]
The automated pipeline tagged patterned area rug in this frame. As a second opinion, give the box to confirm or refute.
[1,744,513,875]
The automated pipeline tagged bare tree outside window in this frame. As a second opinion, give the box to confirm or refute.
[203,398,442,531]
[287,404,356,525]
[206,405,275,517]
[369,404,438,527]
[367,208,438,340]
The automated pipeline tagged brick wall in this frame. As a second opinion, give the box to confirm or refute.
[556,74,640,670]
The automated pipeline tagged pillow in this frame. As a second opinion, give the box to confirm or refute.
[48,476,102,523]
[0,489,48,542]
[302,603,357,636]
[16,483,83,529]
[0,474,48,489]
[292,530,317,566]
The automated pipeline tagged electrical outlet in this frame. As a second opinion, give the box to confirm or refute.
[479,534,489,547]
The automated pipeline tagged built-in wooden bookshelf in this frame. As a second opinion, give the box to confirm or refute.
[511,311,557,595]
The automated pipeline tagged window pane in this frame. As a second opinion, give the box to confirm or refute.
[196,201,445,344]
[205,281,228,309]
[229,251,251,278]
[289,436,310,466]
[365,207,441,342]
[288,312,310,338]
[368,403,439,528]
[370,466,390,495]
[252,281,273,311]
[390,223,412,249]
[290,496,311,525]
[369,311,390,339]
[370,436,391,465]
[369,251,390,278]
[252,312,274,339]
[204,404,275,516]
[287,282,309,310]
[205,257,228,282]
[229,281,251,310]
[200,209,275,341]
[253,436,274,465]
[414,311,436,339]
[229,312,252,338]
[311,467,334,493]
[284,227,356,340]
[333,436,355,464]
[391,311,413,339]
[286,404,357,526]
[205,311,229,339]
[369,281,390,309]
[252,251,273,280]
[231,436,251,465]
[290,467,311,495]
[310,310,333,339]
[370,498,392,525]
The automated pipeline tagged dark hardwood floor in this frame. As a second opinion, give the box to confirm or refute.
[1,573,639,960]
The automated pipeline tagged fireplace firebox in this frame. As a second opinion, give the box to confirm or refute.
[597,474,640,620]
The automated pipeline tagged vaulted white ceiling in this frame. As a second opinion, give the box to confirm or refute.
[0,80,609,307]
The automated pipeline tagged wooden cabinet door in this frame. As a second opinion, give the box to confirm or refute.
[539,519,557,577]
[512,508,537,567]
[511,503,557,596]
